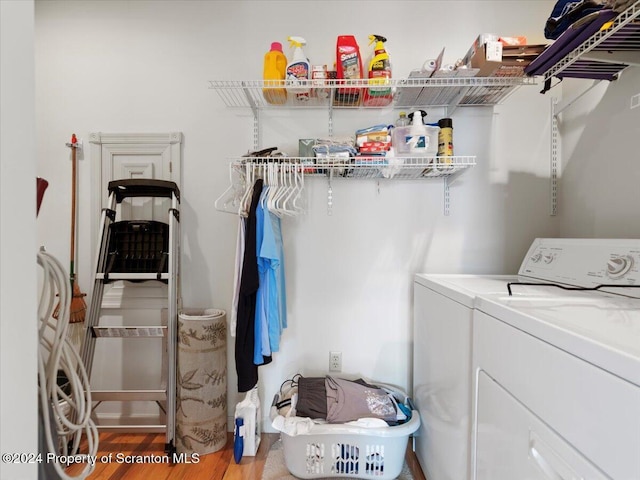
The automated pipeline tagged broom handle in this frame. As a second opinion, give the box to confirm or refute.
[69,134,77,284]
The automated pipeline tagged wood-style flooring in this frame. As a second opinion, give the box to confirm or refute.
[66,432,427,479]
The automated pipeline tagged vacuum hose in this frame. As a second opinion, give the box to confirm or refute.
[37,248,98,479]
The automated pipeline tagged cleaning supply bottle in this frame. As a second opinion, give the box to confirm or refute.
[335,35,363,106]
[407,110,428,156]
[263,42,287,105]
[286,36,310,101]
[437,118,454,157]
[233,417,244,464]
[437,117,454,170]
[395,111,410,127]
[363,34,392,107]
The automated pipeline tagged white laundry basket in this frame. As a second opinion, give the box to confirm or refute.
[272,387,420,480]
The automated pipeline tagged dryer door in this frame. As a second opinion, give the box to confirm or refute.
[474,371,609,480]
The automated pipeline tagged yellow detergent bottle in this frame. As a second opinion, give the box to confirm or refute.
[364,34,392,107]
[263,42,287,105]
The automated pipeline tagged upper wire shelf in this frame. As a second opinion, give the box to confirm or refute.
[209,77,537,110]
[542,1,640,81]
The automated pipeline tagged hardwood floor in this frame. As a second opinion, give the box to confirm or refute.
[66,432,426,479]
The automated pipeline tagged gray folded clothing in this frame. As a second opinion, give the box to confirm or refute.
[325,376,397,424]
[295,376,328,419]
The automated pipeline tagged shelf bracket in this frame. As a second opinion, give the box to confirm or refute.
[446,86,473,116]
[555,80,600,115]
[442,166,467,216]
[550,97,559,216]
[328,94,334,138]
[253,110,260,151]
[327,169,333,216]
[443,176,451,216]
[241,81,260,150]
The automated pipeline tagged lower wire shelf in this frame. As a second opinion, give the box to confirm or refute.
[230,155,476,180]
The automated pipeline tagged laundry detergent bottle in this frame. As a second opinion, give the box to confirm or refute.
[263,42,287,105]
[286,36,310,101]
[363,34,392,107]
[335,35,363,106]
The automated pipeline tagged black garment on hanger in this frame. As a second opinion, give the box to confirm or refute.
[235,179,269,392]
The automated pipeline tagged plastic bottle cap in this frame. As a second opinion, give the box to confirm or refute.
[438,118,453,129]
[271,42,283,53]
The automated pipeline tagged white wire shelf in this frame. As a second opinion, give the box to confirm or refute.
[543,1,640,82]
[230,156,476,180]
[209,77,537,110]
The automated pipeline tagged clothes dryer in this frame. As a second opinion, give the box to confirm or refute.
[413,274,517,480]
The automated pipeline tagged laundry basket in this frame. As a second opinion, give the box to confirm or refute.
[271,386,420,480]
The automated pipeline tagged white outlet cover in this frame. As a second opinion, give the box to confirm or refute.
[631,93,640,110]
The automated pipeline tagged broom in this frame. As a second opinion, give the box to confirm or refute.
[53,134,87,324]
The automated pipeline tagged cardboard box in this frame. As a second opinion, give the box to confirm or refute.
[470,41,503,77]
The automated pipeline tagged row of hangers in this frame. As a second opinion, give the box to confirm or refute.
[215,161,306,217]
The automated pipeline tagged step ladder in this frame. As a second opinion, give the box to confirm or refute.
[80,179,180,454]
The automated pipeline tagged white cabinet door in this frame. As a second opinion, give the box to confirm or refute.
[88,132,182,308]
[90,132,181,225]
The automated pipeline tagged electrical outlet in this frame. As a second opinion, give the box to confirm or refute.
[329,351,342,372]
[631,93,640,110]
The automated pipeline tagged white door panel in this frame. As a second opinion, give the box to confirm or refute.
[89,132,182,309]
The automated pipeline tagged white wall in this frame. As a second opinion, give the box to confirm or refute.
[557,69,640,237]
[1,2,38,479]
[34,0,558,431]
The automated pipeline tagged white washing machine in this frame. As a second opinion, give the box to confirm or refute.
[413,238,640,480]
[472,238,640,480]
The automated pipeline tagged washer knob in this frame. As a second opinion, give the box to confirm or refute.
[607,256,633,278]
[530,253,542,263]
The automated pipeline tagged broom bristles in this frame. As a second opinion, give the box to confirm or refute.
[53,281,87,324]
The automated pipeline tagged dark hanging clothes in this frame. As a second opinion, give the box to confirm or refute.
[235,178,265,393]
[544,0,607,39]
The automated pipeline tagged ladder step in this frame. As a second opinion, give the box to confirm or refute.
[96,273,170,281]
[92,326,166,338]
[92,390,166,402]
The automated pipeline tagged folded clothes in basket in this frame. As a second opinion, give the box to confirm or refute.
[273,374,410,426]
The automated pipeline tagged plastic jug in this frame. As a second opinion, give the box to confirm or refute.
[263,42,287,105]
[234,386,261,457]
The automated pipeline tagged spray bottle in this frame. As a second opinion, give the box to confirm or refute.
[407,110,428,156]
[363,34,392,107]
[286,36,310,101]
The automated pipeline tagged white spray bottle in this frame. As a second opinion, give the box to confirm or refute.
[286,36,310,101]
[407,110,428,156]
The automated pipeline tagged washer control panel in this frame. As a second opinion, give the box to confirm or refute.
[519,239,640,297]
